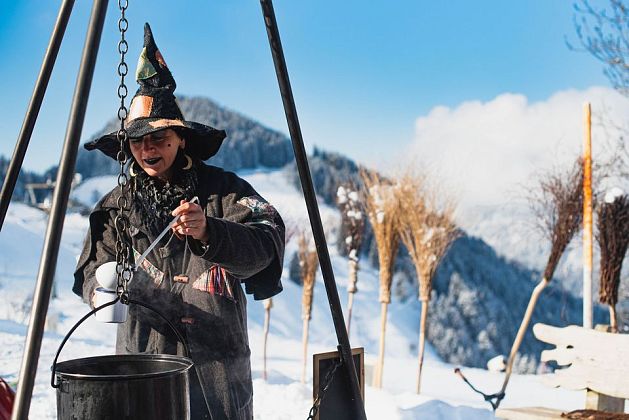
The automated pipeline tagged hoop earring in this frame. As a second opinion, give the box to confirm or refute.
[129,160,140,177]
[182,154,193,170]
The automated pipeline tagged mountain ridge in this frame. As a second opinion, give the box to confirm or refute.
[3,95,605,372]
[72,95,294,179]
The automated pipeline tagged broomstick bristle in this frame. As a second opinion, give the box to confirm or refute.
[597,194,629,307]
[528,158,585,281]
[396,173,458,300]
[360,170,401,303]
[298,231,319,320]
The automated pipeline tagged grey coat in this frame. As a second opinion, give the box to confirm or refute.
[73,163,285,419]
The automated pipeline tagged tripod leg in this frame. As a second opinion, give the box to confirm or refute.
[258,1,366,419]
[0,0,76,230]
[11,1,109,418]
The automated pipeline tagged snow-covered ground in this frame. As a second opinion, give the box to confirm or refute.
[0,169,589,419]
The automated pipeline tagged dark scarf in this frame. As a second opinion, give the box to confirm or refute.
[131,151,198,236]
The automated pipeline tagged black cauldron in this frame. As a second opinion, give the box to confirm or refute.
[52,298,198,420]
[55,354,192,420]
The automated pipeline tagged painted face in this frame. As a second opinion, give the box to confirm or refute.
[129,128,185,180]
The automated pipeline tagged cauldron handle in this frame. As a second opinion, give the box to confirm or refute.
[51,297,191,388]
[127,298,191,358]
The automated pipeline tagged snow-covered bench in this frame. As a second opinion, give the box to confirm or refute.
[496,323,628,419]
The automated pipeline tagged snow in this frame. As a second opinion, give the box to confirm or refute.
[0,169,591,419]
[604,187,625,203]
[71,175,117,209]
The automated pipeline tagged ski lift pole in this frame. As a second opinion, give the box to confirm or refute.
[11,1,108,418]
[0,0,76,231]
[259,2,367,418]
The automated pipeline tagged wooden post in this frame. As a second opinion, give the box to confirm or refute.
[373,301,389,388]
[298,232,317,384]
[500,277,550,395]
[262,298,272,380]
[583,102,593,329]
[346,293,355,336]
[609,305,618,333]
[346,259,358,335]
[301,317,310,384]
[416,298,429,394]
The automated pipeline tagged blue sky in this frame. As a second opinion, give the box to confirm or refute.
[0,0,612,173]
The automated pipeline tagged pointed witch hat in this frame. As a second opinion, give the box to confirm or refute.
[85,23,226,160]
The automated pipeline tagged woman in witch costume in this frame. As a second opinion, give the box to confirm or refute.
[73,23,285,420]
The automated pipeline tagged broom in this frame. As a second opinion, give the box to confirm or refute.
[457,159,584,409]
[596,192,629,332]
[361,170,400,389]
[298,231,319,384]
[336,183,365,336]
[498,159,584,403]
[397,174,458,394]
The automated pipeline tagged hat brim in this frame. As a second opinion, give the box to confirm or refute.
[85,117,226,161]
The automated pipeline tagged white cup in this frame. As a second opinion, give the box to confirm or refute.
[95,261,119,290]
[93,287,128,323]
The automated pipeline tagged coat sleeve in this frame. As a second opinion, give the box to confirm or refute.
[189,170,285,300]
[72,195,119,306]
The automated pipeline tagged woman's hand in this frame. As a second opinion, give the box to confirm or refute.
[172,199,210,242]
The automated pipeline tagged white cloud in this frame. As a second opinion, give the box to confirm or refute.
[406,86,629,213]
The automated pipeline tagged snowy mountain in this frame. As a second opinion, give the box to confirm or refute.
[5,93,608,374]
[1,94,616,418]
[0,169,590,419]
[72,96,294,179]
[73,171,592,373]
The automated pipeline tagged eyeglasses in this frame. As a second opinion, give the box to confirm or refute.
[129,129,176,145]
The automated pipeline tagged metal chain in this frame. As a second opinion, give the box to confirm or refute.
[306,357,343,420]
[114,0,132,303]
